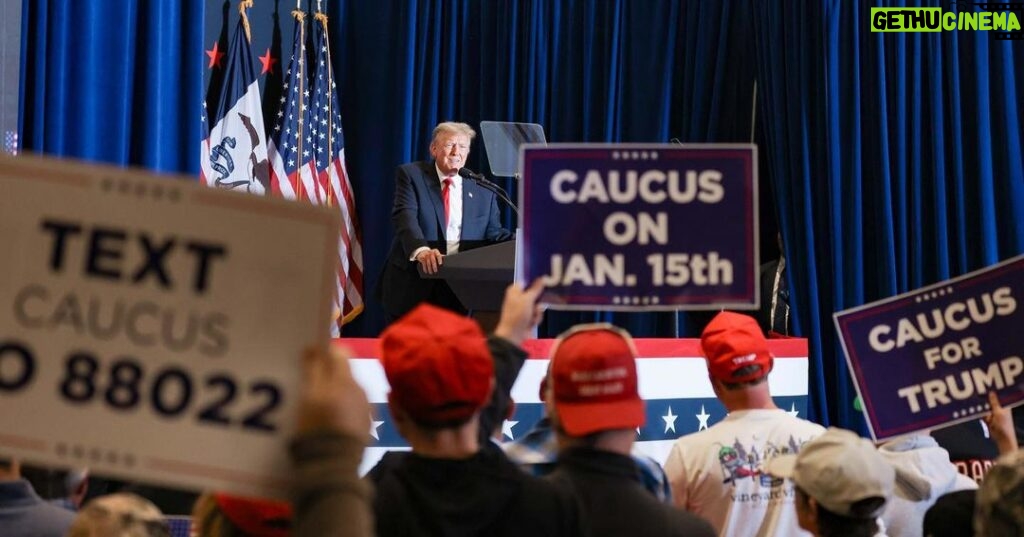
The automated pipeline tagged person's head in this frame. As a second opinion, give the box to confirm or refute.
[974,449,1024,536]
[0,457,19,479]
[380,304,494,446]
[765,428,892,537]
[791,487,885,537]
[545,323,645,452]
[700,311,774,406]
[191,492,292,537]
[923,489,976,537]
[67,493,169,537]
[429,122,475,176]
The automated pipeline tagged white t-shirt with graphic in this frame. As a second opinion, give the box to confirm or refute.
[664,409,825,537]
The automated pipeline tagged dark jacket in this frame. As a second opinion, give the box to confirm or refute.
[368,448,584,537]
[548,448,717,537]
[0,479,76,537]
[366,334,580,537]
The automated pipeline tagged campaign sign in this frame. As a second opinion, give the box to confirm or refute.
[834,255,1024,441]
[518,144,758,310]
[0,155,339,498]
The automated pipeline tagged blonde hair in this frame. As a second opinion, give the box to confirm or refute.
[191,492,241,537]
[431,122,476,143]
[68,493,169,537]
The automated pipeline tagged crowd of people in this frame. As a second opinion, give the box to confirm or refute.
[3,122,1022,536]
[2,280,1021,537]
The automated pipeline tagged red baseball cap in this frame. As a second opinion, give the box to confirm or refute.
[548,324,645,436]
[213,493,292,537]
[380,304,494,425]
[701,311,774,383]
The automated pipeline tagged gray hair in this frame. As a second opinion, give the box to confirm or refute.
[431,122,476,143]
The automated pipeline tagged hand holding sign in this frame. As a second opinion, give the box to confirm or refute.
[984,391,1019,455]
[493,279,546,345]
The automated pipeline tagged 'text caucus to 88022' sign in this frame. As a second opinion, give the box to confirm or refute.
[0,218,283,434]
[0,342,282,433]
[0,154,338,498]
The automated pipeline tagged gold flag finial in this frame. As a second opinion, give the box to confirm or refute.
[238,0,254,43]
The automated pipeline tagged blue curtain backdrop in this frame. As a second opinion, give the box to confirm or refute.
[754,0,1024,429]
[19,0,1024,431]
[325,0,762,338]
[19,0,205,173]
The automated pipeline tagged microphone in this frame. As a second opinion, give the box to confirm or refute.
[458,167,493,184]
[458,168,519,217]
[458,167,482,179]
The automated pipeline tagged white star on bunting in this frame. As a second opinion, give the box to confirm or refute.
[369,417,384,441]
[696,405,711,430]
[501,420,519,440]
[662,406,678,434]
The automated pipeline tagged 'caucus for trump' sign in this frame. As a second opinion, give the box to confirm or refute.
[834,255,1024,441]
[518,144,758,310]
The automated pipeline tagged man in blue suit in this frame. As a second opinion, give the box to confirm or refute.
[379,122,514,321]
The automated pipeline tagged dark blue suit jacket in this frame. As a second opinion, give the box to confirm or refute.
[378,160,514,317]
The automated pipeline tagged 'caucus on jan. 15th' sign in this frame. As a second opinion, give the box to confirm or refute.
[518,144,758,310]
[834,255,1024,441]
[0,155,339,499]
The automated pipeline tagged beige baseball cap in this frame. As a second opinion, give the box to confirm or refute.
[764,427,894,518]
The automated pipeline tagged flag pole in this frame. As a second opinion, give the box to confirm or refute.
[239,0,254,43]
[314,9,333,207]
[292,8,307,201]
[315,7,342,329]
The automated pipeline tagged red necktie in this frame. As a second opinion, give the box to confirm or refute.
[441,177,453,227]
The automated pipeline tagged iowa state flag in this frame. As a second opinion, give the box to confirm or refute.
[202,2,269,194]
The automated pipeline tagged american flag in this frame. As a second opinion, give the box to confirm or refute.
[203,1,269,195]
[309,12,364,327]
[268,10,364,331]
[267,10,315,201]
